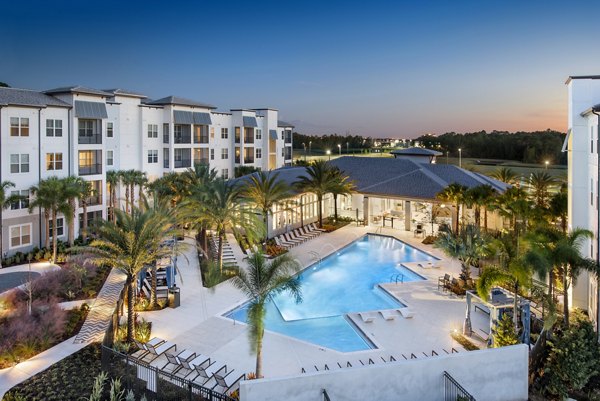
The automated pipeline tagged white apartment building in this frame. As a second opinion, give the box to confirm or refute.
[0,85,293,257]
[566,75,600,330]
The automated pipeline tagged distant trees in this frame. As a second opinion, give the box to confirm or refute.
[415,130,567,165]
[292,133,373,152]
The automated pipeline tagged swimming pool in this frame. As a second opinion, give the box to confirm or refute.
[226,234,436,352]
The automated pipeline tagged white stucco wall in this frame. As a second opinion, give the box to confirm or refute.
[240,345,528,401]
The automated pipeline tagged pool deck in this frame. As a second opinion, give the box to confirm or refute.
[141,225,490,378]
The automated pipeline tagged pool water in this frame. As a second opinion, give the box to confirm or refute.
[226,234,436,352]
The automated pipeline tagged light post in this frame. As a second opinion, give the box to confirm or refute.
[337,144,341,157]
[326,150,331,161]
[458,148,462,168]
[545,160,549,170]
[446,151,449,165]
[303,143,307,162]
[346,142,349,155]
[309,141,312,160]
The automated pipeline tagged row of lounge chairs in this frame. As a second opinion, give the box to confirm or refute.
[358,308,415,323]
[132,337,244,396]
[273,223,326,249]
[301,348,460,374]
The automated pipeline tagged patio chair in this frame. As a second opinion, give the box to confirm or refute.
[209,366,245,395]
[161,351,184,374]
[379,310,396,321]
[190,361,224,386]
[274,236,293,249]
[414,224,425,238]
[283,232,303,245]
[300,226,320,238]
[437,274,450,291]
[292,228,312,241]
[358,312,376,323]
[178,355,212,379]
[398,308,415,318]
[143,340,176,363]
[309,223,327,232]
[132,337,165,360]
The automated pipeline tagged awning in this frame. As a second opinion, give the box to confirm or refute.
[74,101,108,119]
[269,129,278,140]
[243,116,258,127]
[193,112,212,125]
[173,110,194,124]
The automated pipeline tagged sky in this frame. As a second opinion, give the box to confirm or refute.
[1,0,599,138]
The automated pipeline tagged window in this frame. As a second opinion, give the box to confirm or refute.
[46,119,63,137]
[107,150,114,166]
[10,154,29,174]
[235,127,241,143]
[107,122,113,137]
[256,129,262,140]
[9,223,31,249]
[256,148,262,159]
[221,128,228,139]
[10,190,29,210]
[148,150,158,163]
[210,127,215,139]
[10,117,29,137]
[148,124,158,138]
[78,119,101,144]
[281,131,284,140]
[49,217,64,238]
[221,148,229,159]
[174,148,191,168]
[282,148,285,157]
[210,149,215,160]
[79,210,102,230]
[222,169,229,179]
[163,148,169,168]
[78,150,102,175]
[46,153,63,171]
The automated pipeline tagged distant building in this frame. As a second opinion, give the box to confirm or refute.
[390,147,442,164]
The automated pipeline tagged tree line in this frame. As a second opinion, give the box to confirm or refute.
[292,133,373,152]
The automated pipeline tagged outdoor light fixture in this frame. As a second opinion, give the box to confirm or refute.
[326,149,331,161]
[458,148,462,168]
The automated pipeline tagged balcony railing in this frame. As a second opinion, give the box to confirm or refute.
[194,135,209,144]
[174,158,191,169]
[443,371,476,401]
[244,157,254,164]
[78,133,102,145]
[174,134,191,144]
[244,136,254,144]
[86,194,102,206]
[79,163,103,176]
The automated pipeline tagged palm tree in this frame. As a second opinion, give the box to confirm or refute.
[241,171,291,241]
[78,179,93,239]
[231,252,301,378]
[81,207,177,342]
[29,177,71,262]
[187,178,262,272]
[119,170,135,214]
[548,187,567,233]
[435,224,488,282]
[436,183,467,234]
[295,160,337,227]
[465,185,496,229]
[477,234,534,330]
[0,181,16,266]
[64,176,86,246]
[106,170,120,222]
[491,167,520,185]
[328,167,355,222]
[495,186,533,233]
[132,170,148,208]
[527,171,556,208]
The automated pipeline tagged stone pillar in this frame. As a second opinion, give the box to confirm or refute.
[404,200,411,231]
[464,292,473,336]
[363,196,369,225]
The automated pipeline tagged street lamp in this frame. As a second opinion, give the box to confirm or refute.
[309,141,312,159]
[302,143,307,162]
[458,148,462,168]
[346,141,349,155]
[326,150,331,161]
[545,160,549,170]
[337,144,341,157]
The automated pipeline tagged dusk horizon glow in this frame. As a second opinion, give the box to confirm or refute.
[2,0,598,138]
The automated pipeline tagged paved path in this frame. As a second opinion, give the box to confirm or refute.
[74,268,127,344]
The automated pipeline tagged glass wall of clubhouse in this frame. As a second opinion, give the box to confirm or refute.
[267,192,505,239]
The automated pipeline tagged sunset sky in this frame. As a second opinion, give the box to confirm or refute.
[1,0,597,138]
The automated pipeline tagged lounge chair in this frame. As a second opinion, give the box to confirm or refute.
[209,366,245,395]
[309,223,327,232]
[283,233,303,245]
[190,360,223,385]
[418,261,440,269]
[379,310,396,321]
[274,236,293,249]
[132,337,165,360]
[143,340,176,363]
[300,226,320,238]
[398,308,415,318]
[358,312,376,323]
[292,228,312,241]
[161,352,184,374]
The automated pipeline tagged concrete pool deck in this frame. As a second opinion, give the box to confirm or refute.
[141,225,490,378]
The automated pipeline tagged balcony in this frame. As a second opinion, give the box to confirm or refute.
[174,158,191,169]
[244,136,254,144]
[79,133,102,145]
[174,134,191,144]
[235,155,241,164]
[194,135,209,144]
[86,194,102,206]
[195,158,209,166]
[244,157,254,164]
[79,163,102,176]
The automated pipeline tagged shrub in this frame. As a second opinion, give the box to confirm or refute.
[421,235,436,245]
[451,332,480,351]
[493,314,518,347]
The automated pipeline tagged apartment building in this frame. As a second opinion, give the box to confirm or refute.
[566,75,600,330]
[0,85,293,257]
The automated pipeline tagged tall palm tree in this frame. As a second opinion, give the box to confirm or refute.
[231,252,301,378]
[548,188,568,233]
[132,170,148,208]
[435,224,488,282]
[495,186,533,233]
[465,185,496,229]
[187,178,262,272]
[64,176,86,246]
[0,181,17,266]
[81,207,177,342]
[328,167,355,222]
[295,160,337,227]
[527,171,556,208]
[477,234,534,330]
[29,177,71,262]
[78,179,93,239]
[119,170,136,214]
[436,183,467,234]
[106,170,120,222]
[491,167,520,185]
[241,171,291,241]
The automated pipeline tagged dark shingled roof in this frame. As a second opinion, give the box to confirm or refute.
[390,147,442,156]
[103,88,147,98]
[44,86,113,97]
[0,87,71,108]
[234,157,508,201]
[277,120,294,128]
[147,96,216,109]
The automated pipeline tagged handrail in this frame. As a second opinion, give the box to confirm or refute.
[443,371,476,401]
[322,389,331,401]
[390,273,404,284]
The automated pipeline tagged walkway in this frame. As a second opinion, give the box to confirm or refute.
[74,268,127,344]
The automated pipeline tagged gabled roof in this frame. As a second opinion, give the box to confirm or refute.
[103,88,147,98]
[278,120,294,128]
[147,96,216,109]
[44,86,113,97]
[0,87,71,108]
[390,147,442,156]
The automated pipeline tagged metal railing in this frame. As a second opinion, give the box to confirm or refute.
[443,371,476,401]
[78,133,102,144]
[79,163,103,176]
[101,346,237,401]
[174,159,192,168]
[322,389,331,401]
[174,134,191,144]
